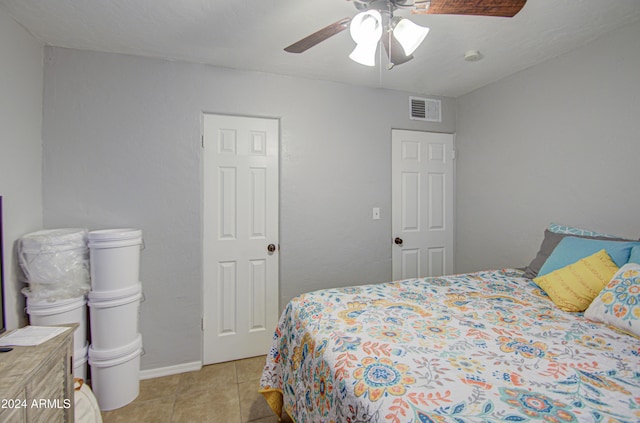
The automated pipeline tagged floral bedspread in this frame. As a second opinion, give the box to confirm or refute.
[259,269,640,422]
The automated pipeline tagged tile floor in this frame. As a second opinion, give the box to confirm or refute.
[101,355,293,423]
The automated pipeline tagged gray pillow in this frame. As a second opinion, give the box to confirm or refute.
[523,230,631,279]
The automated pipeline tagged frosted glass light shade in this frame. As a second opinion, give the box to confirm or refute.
[349,42,378,66]
[393,19,429,56]
[349,10,382,66]
[350,10,383,44]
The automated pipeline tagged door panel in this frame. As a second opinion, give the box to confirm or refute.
[218,261,237,335]
[249,259,267,332]
[401,172,420,231]
[392,130,454,280]
[428,172,445,230]
[219,167,237,239]
[402,248,420,279]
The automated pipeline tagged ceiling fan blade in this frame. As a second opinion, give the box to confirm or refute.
[284,17,351,53]
[413,0,526,17]
[382,34,414,67]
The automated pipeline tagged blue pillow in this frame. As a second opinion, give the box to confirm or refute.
[629,246,640,264]
[537,236,640,277]
[548,223,621,238]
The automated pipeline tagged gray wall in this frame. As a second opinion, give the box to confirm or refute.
[455,20,640,273]
[0,8,44,330]
[42,47,455,370]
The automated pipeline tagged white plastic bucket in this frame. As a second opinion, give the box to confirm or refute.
[89,228,142,292]
[26,295,88,353]
[89,334,142,411]
[19,228,89,287]
[74,342,89,380]
[88,285,142,350]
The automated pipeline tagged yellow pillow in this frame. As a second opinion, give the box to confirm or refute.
[533,249,619,312]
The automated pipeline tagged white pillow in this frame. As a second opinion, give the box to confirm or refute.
[584,263,640,338]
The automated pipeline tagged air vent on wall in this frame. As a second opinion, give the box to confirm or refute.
[409,96,442,122]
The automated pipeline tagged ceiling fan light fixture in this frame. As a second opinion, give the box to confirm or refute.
[349,10,383,65]
[393,18,429,56]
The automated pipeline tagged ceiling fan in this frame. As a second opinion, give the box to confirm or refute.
[284,0,527,68]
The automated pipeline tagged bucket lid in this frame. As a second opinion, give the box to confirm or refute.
[73,341,89,367]
[26,295,87,314]
[21,228,88,252]
[88,228,142,242]
[22,228,87,244]
[88,346,141,368]
[88,290,142,308]
[88,283,142,301]
[75,341,89,358]
[74,353,88,366]
[89,333,142,361]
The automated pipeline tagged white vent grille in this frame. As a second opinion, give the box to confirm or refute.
[409,97,442,122]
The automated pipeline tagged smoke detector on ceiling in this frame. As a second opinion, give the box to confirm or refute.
[464,50,483,62]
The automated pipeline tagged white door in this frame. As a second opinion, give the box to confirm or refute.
[202,114,279,364]
[392,129,454,280]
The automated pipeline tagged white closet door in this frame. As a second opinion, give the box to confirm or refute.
[202,114,279,364]
[392,130,454,280]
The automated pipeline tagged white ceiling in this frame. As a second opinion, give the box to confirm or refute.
[2,0,640,97]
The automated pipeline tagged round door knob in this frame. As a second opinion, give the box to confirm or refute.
[267,244,276,252]
[394,237,403,246]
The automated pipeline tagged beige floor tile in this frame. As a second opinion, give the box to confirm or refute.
[281,412,295,423]
[177,361,236,396]
[246,416,279,423]
[249,411,294,423]
[238,379,274,422]
[100,356,282,423]
[236,355,268,383]
[101,396,174,423]
[172,387,241,423]
[137,374,181,402]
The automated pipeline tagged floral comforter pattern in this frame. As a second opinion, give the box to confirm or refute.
[259,269,640,422]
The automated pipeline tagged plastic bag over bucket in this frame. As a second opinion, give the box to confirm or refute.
[19,228,90,300]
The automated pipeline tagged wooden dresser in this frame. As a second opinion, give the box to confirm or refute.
[0,326,75,423]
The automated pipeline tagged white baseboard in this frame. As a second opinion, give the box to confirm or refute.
[140,361,202,380]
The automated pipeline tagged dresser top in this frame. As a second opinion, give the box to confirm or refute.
[0,325,76,399]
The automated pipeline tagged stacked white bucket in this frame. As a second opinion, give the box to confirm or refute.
[20,229,90,380]
[87,228,143,412]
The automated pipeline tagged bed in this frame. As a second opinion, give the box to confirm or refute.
[259,223,640,423]
[259,263,640,422]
